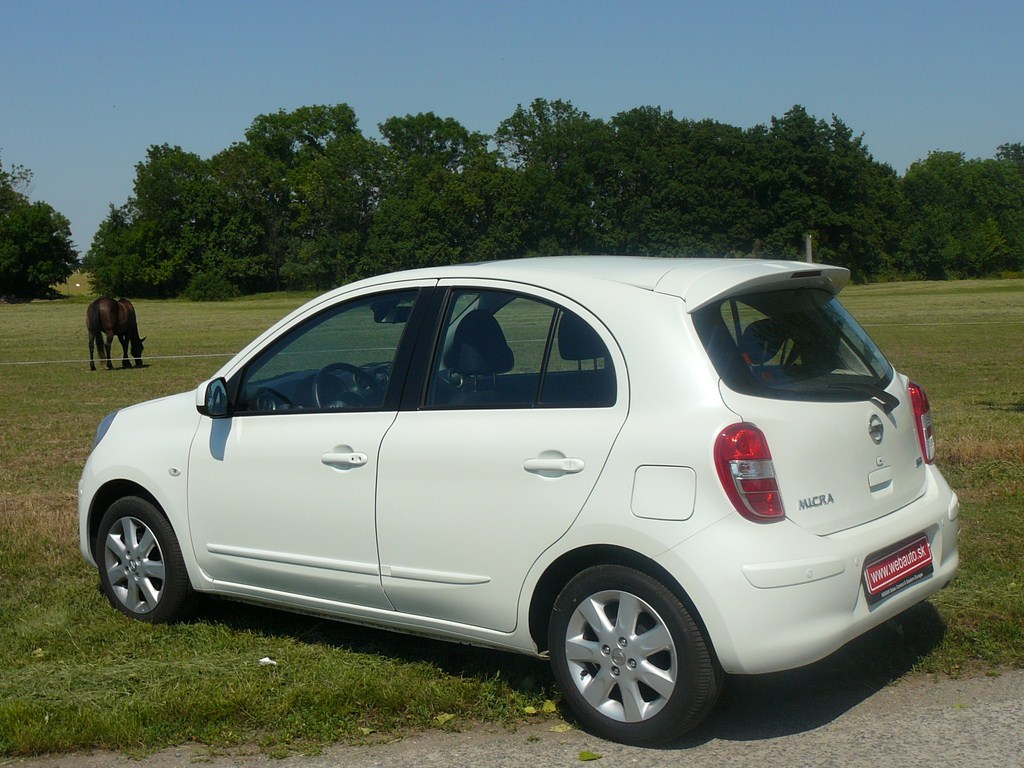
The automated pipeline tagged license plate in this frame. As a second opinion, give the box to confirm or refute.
[863,534,933,605]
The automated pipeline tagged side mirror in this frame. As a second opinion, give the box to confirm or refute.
[196,378,230,418]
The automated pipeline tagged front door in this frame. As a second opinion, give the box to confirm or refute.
[187,289,419,609]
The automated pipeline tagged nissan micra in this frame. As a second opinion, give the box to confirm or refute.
[79,256,959,745]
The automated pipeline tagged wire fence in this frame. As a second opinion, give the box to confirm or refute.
[0,352,236,367]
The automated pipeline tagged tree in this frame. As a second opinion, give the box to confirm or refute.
[600,106,691,254]
[244,104,375,290]
[363,112,510,274]
[84,145,214,297]
[495,99,613,255]
[752,106,901,279]
[284,120,382,288]
[86,105,379,296]
[996,142,1024,171]
[0,154,78,298]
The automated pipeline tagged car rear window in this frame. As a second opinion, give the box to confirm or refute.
[692,287,893,402]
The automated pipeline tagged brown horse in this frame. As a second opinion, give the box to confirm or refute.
[87,297,146,370]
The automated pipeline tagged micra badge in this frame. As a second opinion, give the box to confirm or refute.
[799,493,835,511]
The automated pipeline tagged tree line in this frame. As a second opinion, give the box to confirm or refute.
[4,101,1023,300]
[0,157,78,298]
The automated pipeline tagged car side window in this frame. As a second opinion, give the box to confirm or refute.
[427,289,615,408]
[539,310,616,406]
[235,290,417,414]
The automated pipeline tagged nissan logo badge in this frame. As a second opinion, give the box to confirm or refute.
[868,414,884,444]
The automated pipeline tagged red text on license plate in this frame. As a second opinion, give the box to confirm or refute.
[864,534,933,598]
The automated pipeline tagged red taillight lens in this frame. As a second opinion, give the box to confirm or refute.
[714,423,785,522]
[908,381,935,464]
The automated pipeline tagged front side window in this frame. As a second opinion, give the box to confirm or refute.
[235,290,417,413]
[693,288,893,402]
[427,289,615,408]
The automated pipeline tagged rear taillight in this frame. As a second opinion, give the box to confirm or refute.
[908,381,935,464]
[714,423,785,522]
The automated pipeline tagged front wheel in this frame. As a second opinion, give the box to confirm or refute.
[95,496,196,623]
[548,565,721,746]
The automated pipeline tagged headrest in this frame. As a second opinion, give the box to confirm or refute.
[557,312,606,361]
[738,318,785,365]
[444,310,514,375]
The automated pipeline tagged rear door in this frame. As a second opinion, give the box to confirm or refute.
[374,282,628,632]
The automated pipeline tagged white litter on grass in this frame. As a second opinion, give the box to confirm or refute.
[259,656,277,666]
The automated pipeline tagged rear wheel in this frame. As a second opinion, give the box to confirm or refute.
[95,496,196,623]
[548,565,721,746]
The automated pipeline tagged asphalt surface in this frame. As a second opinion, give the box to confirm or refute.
[6,669,1022,768]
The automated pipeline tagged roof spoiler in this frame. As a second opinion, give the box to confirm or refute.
[654,261,851,313]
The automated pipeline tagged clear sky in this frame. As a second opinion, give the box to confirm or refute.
[2,0,1022,252]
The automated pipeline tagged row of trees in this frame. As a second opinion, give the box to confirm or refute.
[0,157,78,298]
[3,102,1023,299]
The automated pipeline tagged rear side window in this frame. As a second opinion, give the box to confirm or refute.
[693,288,893,402]
[427,289,616,408]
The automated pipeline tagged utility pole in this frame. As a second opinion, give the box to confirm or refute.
[805,233,813,263]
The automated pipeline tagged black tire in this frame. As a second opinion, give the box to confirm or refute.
[548,565,722,746]
[95,496,196,623]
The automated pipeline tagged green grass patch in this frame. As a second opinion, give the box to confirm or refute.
[1,279,1022,756]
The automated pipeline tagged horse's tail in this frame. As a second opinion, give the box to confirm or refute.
[86,299,104,370]
[86,299,102,338]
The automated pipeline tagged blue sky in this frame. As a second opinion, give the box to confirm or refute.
[2,0,1022,252]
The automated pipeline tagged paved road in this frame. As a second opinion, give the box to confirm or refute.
[7,669,1023,768]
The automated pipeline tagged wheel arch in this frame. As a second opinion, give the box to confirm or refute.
[87,480,162,558]
[528,544,716,662]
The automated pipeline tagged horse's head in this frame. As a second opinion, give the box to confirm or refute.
[131,336,146,367]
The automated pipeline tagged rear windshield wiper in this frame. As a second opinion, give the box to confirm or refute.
[824,382,900,414]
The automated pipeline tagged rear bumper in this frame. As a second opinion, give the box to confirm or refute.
[660,469,959,674]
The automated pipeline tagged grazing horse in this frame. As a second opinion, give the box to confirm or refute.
[87,297,146,370]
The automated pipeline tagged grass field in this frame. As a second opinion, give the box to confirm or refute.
[1,279,1022,757]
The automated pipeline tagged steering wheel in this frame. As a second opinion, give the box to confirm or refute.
[254,387,292,411]
[313,362,376,408]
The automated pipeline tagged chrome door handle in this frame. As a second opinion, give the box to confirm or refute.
[321,452,368,468]
[523,457,585,475]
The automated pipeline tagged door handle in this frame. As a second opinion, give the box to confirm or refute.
[321,451,368,468]
[523,457,585,475]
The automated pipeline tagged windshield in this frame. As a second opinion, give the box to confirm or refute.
[693,287,893,402]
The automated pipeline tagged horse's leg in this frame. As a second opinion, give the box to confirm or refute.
[118,334,131,368]
[89,332,96,371]
[104,331,115,370]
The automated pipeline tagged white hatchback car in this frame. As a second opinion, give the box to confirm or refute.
[79,256,959,745]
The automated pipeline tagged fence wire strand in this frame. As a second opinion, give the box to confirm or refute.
[0,352,235,367]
